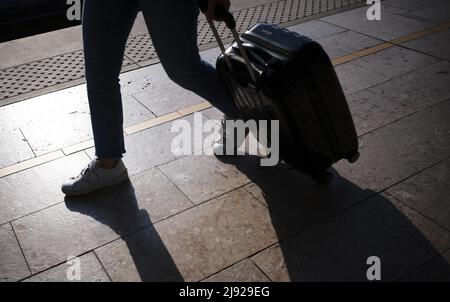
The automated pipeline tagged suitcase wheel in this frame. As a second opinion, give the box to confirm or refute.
[346,151,360,163]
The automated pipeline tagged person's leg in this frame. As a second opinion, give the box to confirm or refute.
[139,0,239,117]
[61,0,139,196]
[83,0,140,162]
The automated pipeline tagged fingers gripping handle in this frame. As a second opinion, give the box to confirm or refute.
[198,0,257,83]
[198,0,236,29]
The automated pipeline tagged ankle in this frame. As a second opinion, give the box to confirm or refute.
[98,158,119,169]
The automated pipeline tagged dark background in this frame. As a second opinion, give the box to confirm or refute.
[0,0,83,42]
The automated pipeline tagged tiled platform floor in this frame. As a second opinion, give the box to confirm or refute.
[1,0,450,282]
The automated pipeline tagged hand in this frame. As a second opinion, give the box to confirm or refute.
[205,0,231,22]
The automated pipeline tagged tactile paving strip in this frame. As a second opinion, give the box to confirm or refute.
[0,0,365,105]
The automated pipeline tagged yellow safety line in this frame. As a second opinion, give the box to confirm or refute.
[0,150,64,178]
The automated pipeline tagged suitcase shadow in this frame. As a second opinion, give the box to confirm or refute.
[62,154,450,282]
[217,154,450,282]
[65,181,184,282]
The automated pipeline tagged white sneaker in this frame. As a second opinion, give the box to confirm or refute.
[61,158,129,196]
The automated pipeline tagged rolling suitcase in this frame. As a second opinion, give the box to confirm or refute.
[200,2,360,184]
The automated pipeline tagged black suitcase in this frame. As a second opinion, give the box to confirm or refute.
[202,3,360,184]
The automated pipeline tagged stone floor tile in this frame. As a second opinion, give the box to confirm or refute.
[386,157,450,231]
[119,67,154,97]
[321,7,431,41]
[368,61,450,110]
[12,202,118,274]
[383,0,446,11]
[131,64,204,116]
[158,153,278,204]
[13,166,193,274]
[202,259,270,282]
[86,113,208,176]
[24,252,110,282]
[201,107,224,121]
[406,1,450,23]
[122,95,156,128]
[11,87,93,156]
[65,167,194,226]
[382,4,409,15]
[288,20,347,40]
[336,100,450,192]
[400,249,450,281]
[335,62,388,94]
[318,30,381,59]
[94,225,183,282]
[95,189,292,281]
[0,152,90,225]
[125,45,223,117]
[1,84,156,155]
[347,89,415,136]
[243,167,374,232]
[403,29,450,61]
[250,245,291,282]
[351,46,438,79]
[0,223,30,282]
[252,193,450,281]
[0,126,35,169]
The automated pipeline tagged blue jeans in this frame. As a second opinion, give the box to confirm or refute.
[83,0,238,158]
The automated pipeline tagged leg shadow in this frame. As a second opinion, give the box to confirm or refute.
[217,155,450,281]
[64,180,184,282]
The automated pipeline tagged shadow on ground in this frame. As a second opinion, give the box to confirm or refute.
[65,181,184,282]
[64,155,450,281]
[217,155,450,282]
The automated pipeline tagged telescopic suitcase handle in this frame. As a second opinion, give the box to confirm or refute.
[198,0,257,83]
